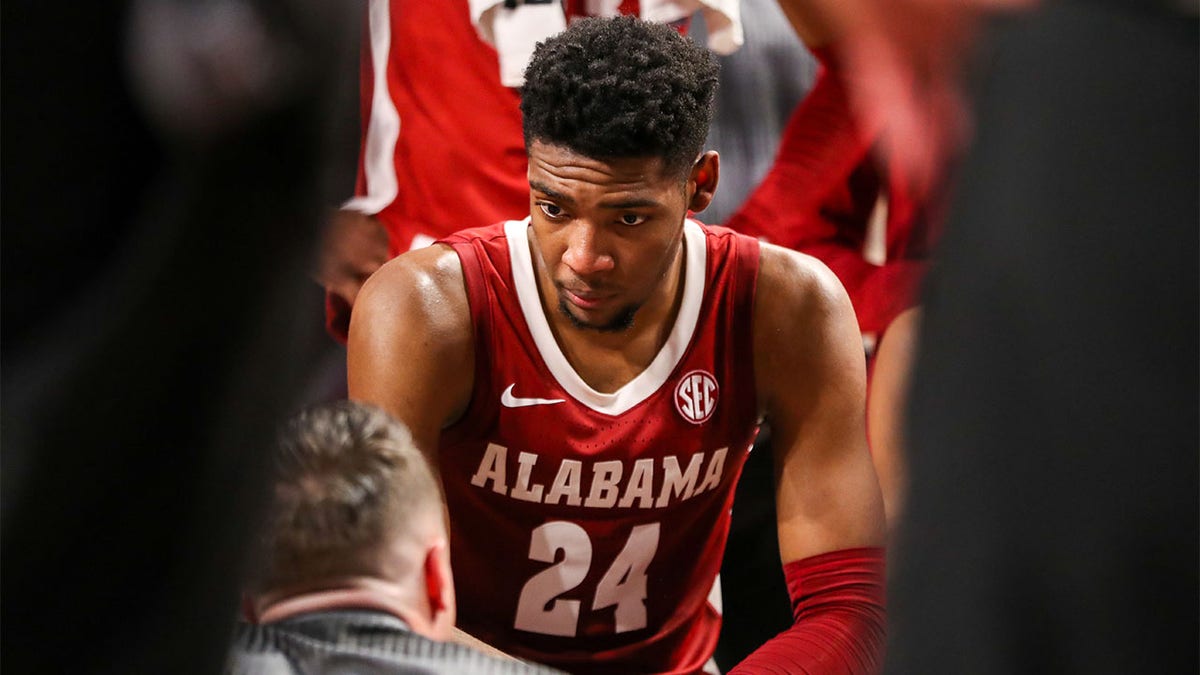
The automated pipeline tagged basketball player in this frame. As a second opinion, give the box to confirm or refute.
[349,17,885,674]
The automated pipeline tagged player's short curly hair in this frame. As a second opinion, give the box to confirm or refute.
[520,16,720,178]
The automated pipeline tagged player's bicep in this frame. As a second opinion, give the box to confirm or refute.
[755,245,885,562]
[347,246,474,455]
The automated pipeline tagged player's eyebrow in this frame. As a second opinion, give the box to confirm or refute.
[530,181,574,204]
[598,197,662,210]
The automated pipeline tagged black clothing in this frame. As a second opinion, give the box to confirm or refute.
[887,4,1199,673]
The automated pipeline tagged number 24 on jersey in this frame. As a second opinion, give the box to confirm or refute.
[515,521,660,637]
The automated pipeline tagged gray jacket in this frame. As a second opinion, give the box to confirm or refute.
[226,610,565,675]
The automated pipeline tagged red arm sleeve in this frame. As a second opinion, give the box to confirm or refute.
[728,547,886,675]
[724,49,874,246]
[724,47,929,335]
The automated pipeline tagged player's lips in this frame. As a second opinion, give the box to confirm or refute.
[561,286,615,310]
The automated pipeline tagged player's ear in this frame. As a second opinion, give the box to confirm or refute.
[687,151,719,213]
[423,540,456,638]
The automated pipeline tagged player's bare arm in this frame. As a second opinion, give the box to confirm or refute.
[347,245,475,458]
[731,243,887,673]
[754,243,886,559]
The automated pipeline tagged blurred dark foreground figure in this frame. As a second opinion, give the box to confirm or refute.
[887,1,1199,673]
[2,1,358,672]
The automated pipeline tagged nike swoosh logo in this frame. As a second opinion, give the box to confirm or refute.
[500,384,565,408]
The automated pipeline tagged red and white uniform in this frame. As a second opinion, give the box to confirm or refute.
[725,48,940,340]
[438,219,760,674]
[344,0,529,257]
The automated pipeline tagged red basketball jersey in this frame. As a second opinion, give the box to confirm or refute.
[438,219,761,674]
[344,0,529,255]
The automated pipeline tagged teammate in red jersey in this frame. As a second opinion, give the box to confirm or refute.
[349,17,885,674]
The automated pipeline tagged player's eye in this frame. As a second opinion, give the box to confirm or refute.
[619,213,647,226]
[537,202,566,219]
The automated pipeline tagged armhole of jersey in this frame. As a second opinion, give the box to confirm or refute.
[735,234,762,415]
[446,240,496,433]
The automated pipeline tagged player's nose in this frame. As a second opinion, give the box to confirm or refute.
[561,220,615,276]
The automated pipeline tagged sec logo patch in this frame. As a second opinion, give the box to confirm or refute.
[675,370,718,424]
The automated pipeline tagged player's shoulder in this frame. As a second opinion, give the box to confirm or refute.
[751,244,863,414]
[363,243,464,304]
[355,219,518,331]
[755,241,850,319]
[352,243,469,339]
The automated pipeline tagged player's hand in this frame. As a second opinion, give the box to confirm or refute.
[315,209,390,310]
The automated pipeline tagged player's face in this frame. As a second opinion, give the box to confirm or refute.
[526,141,692,333]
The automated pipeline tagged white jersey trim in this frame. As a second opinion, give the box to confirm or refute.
[342,0,400,215]
[506,218,707,416]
